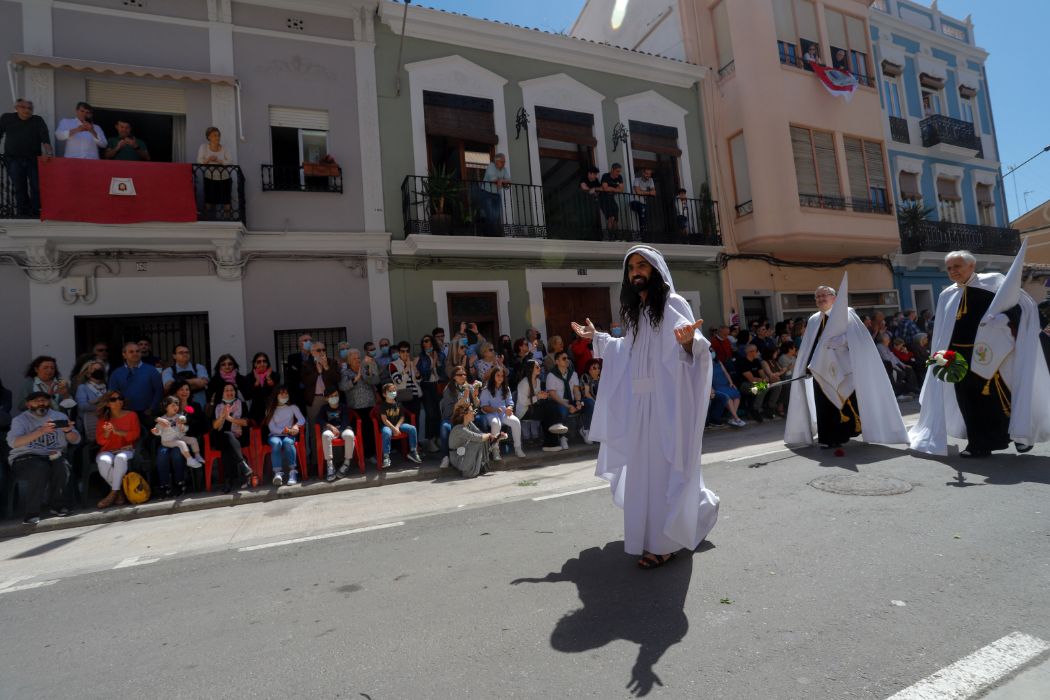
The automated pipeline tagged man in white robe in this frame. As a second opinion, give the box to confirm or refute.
[910,245,1050,456]
[572,246,719,569]
[785,274,908,448]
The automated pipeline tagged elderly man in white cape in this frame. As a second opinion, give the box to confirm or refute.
[571,246,719,570]
[909,243,1050,457]
[785,273,908,449]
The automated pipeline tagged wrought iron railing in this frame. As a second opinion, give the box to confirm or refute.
[899,220,1020,255]
[799,192,893,215]
[718,61,736,80]
[889,116,910,144]
[261,164,343,193]
[0,155,247,224]
[191,164,246,224]
[920,114,982,154]
[401,175,722,246]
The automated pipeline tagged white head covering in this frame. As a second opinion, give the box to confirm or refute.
[624,245,676,294]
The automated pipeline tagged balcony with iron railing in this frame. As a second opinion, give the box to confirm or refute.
[899,219,1020,256]
[261,164,343,193]
[400,175,722,246]
[889,116,910,144]
[0,156,246,224]
[920,114,982,156]
[799,192,894,215]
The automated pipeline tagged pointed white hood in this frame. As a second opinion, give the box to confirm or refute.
[986,238,1027,318]
[971,239,1027,380]
[808,272,855,409]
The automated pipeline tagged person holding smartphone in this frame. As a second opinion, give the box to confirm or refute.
[6,391,81,524]
[55,102,106,159]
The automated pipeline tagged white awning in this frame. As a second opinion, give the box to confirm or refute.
[10,53,236,86]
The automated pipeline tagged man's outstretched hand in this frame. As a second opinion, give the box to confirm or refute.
[571,318,596,340]
[673,320,704,353]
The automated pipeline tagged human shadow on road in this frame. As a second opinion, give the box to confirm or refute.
[789,442,908,471]
[911,452,1050,487]
[511,540,694,697]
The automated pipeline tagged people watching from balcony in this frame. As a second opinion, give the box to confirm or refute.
[378,382,422,468]
[580,165,603,236]
[316,385,355,481]
[6,390,80,524]
[245,352,278,427]
[390,340,423,417]
[162,344,209,406]
[675,188,690,236]
[16,355,68,411]
[197,126,235,217]
[448,401,496,478]
[1,98,53,217]
[479,367,523,460]
[599,163,625,233]
[265,385,305,487]
[630,166,656,233]
[340,348,381,461]
[95,390,140,509]
[104,120,150,161]
[56,102,106,159]
[480,152,511,236]
[545,351,582,450]
[514,359,569,453]
[832,48,850,72]
[802,43,820,70]
[208,381,252,493]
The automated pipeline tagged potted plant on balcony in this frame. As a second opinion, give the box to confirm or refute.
[422,166,461,235]
[303,154,340,178]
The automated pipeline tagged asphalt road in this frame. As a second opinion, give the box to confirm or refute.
[2,437,1049,699]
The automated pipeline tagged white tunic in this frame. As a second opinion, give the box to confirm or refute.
[589,246,719,556]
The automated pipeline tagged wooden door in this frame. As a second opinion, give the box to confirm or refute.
[542,287,613,344]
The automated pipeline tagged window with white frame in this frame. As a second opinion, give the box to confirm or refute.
[883,75,903,118]
[937,177,961,223]
[960,95,975,124]
[844,137,888,212]
[922,89,943,117]
[898,170,922,203]
[773,0,820,69]
[791,125,841,205]
[976,183,995,226]
[825,8,872,83]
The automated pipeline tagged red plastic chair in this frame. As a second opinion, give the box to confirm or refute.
[202,433,223,492]
[313,416,365,475]
[370,406,418,469]
[251,425,308,480]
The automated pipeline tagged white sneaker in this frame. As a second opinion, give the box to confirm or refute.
[338,462,352,476]
[382,454,391,468]
[559,437,569,450]
[406,450,423,464]
[549,423,569,435]
[580,428,593,445]
[542,445,562,452]
[325,465,337,482]
[439,456,450,469]
[272,473,284,487]
[287,470,299,486]
[515,448,526,458]
[186,456,203,468]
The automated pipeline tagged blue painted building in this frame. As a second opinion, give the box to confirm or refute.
[869,0,1017,317]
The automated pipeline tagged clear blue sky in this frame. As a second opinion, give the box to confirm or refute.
[421,0,1049,222]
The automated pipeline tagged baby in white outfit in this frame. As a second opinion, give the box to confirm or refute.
[152,397,203,468]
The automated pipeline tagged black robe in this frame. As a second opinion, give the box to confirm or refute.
[806,314,861,447]
[949,285,1017,453]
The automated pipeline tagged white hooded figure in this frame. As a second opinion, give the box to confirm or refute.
[909,243,1050,456]
[785,274,908,447]
[573,246,719,567]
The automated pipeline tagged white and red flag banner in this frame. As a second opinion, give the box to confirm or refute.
[809,62,859,102]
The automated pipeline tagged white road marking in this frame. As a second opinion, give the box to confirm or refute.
[886,631,1050,700]
[113,555,161,569]
[728,448,790,462]
[0,580,59,595]
[532,485,607,501]
[237,521,405,552]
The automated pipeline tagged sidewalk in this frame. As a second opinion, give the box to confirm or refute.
[0,400,920,539]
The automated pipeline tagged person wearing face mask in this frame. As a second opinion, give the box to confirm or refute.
[377,383,422,468]
[264,386,306,486]
[211,382,254,493]
[340,348,381,464]
[6,391,81,524]
[315,386,356,481]
[72,360,109,501]
[336,341,352,369]
[301,341,341,464]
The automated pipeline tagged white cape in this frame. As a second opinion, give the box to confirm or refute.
[588,246,719,554]
[909,273,1050,454]
[784,308,908,446]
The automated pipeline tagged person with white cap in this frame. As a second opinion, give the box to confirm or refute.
[909,242,1050,457]
[572,246,719,569]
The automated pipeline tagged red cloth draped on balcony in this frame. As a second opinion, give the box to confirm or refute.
[809,62,858,103]
[38,157,196,223]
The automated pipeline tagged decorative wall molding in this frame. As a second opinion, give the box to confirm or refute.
[615,90,697,195]
[519,74,609,186]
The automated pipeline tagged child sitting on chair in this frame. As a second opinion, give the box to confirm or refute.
[152,396,203,467]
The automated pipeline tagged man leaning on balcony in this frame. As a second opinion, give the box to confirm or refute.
[480,153,510,236]
[104,120,150,162]
[0,98,53,217]
[55,102,106,159]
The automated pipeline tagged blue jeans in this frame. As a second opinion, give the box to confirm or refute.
[708,392,729,423]
[6,156,40,216]
[582,398,595,430]
[268,435,297,473]
[155,446,187,487]
[381,424,417,455]
[479,190,502,236]
[440,421,453,456]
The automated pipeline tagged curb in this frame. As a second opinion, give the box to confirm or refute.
[0,444,600,539]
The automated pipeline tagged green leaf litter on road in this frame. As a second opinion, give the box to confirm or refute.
[720,597,733,605]
[517,480,539,487]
